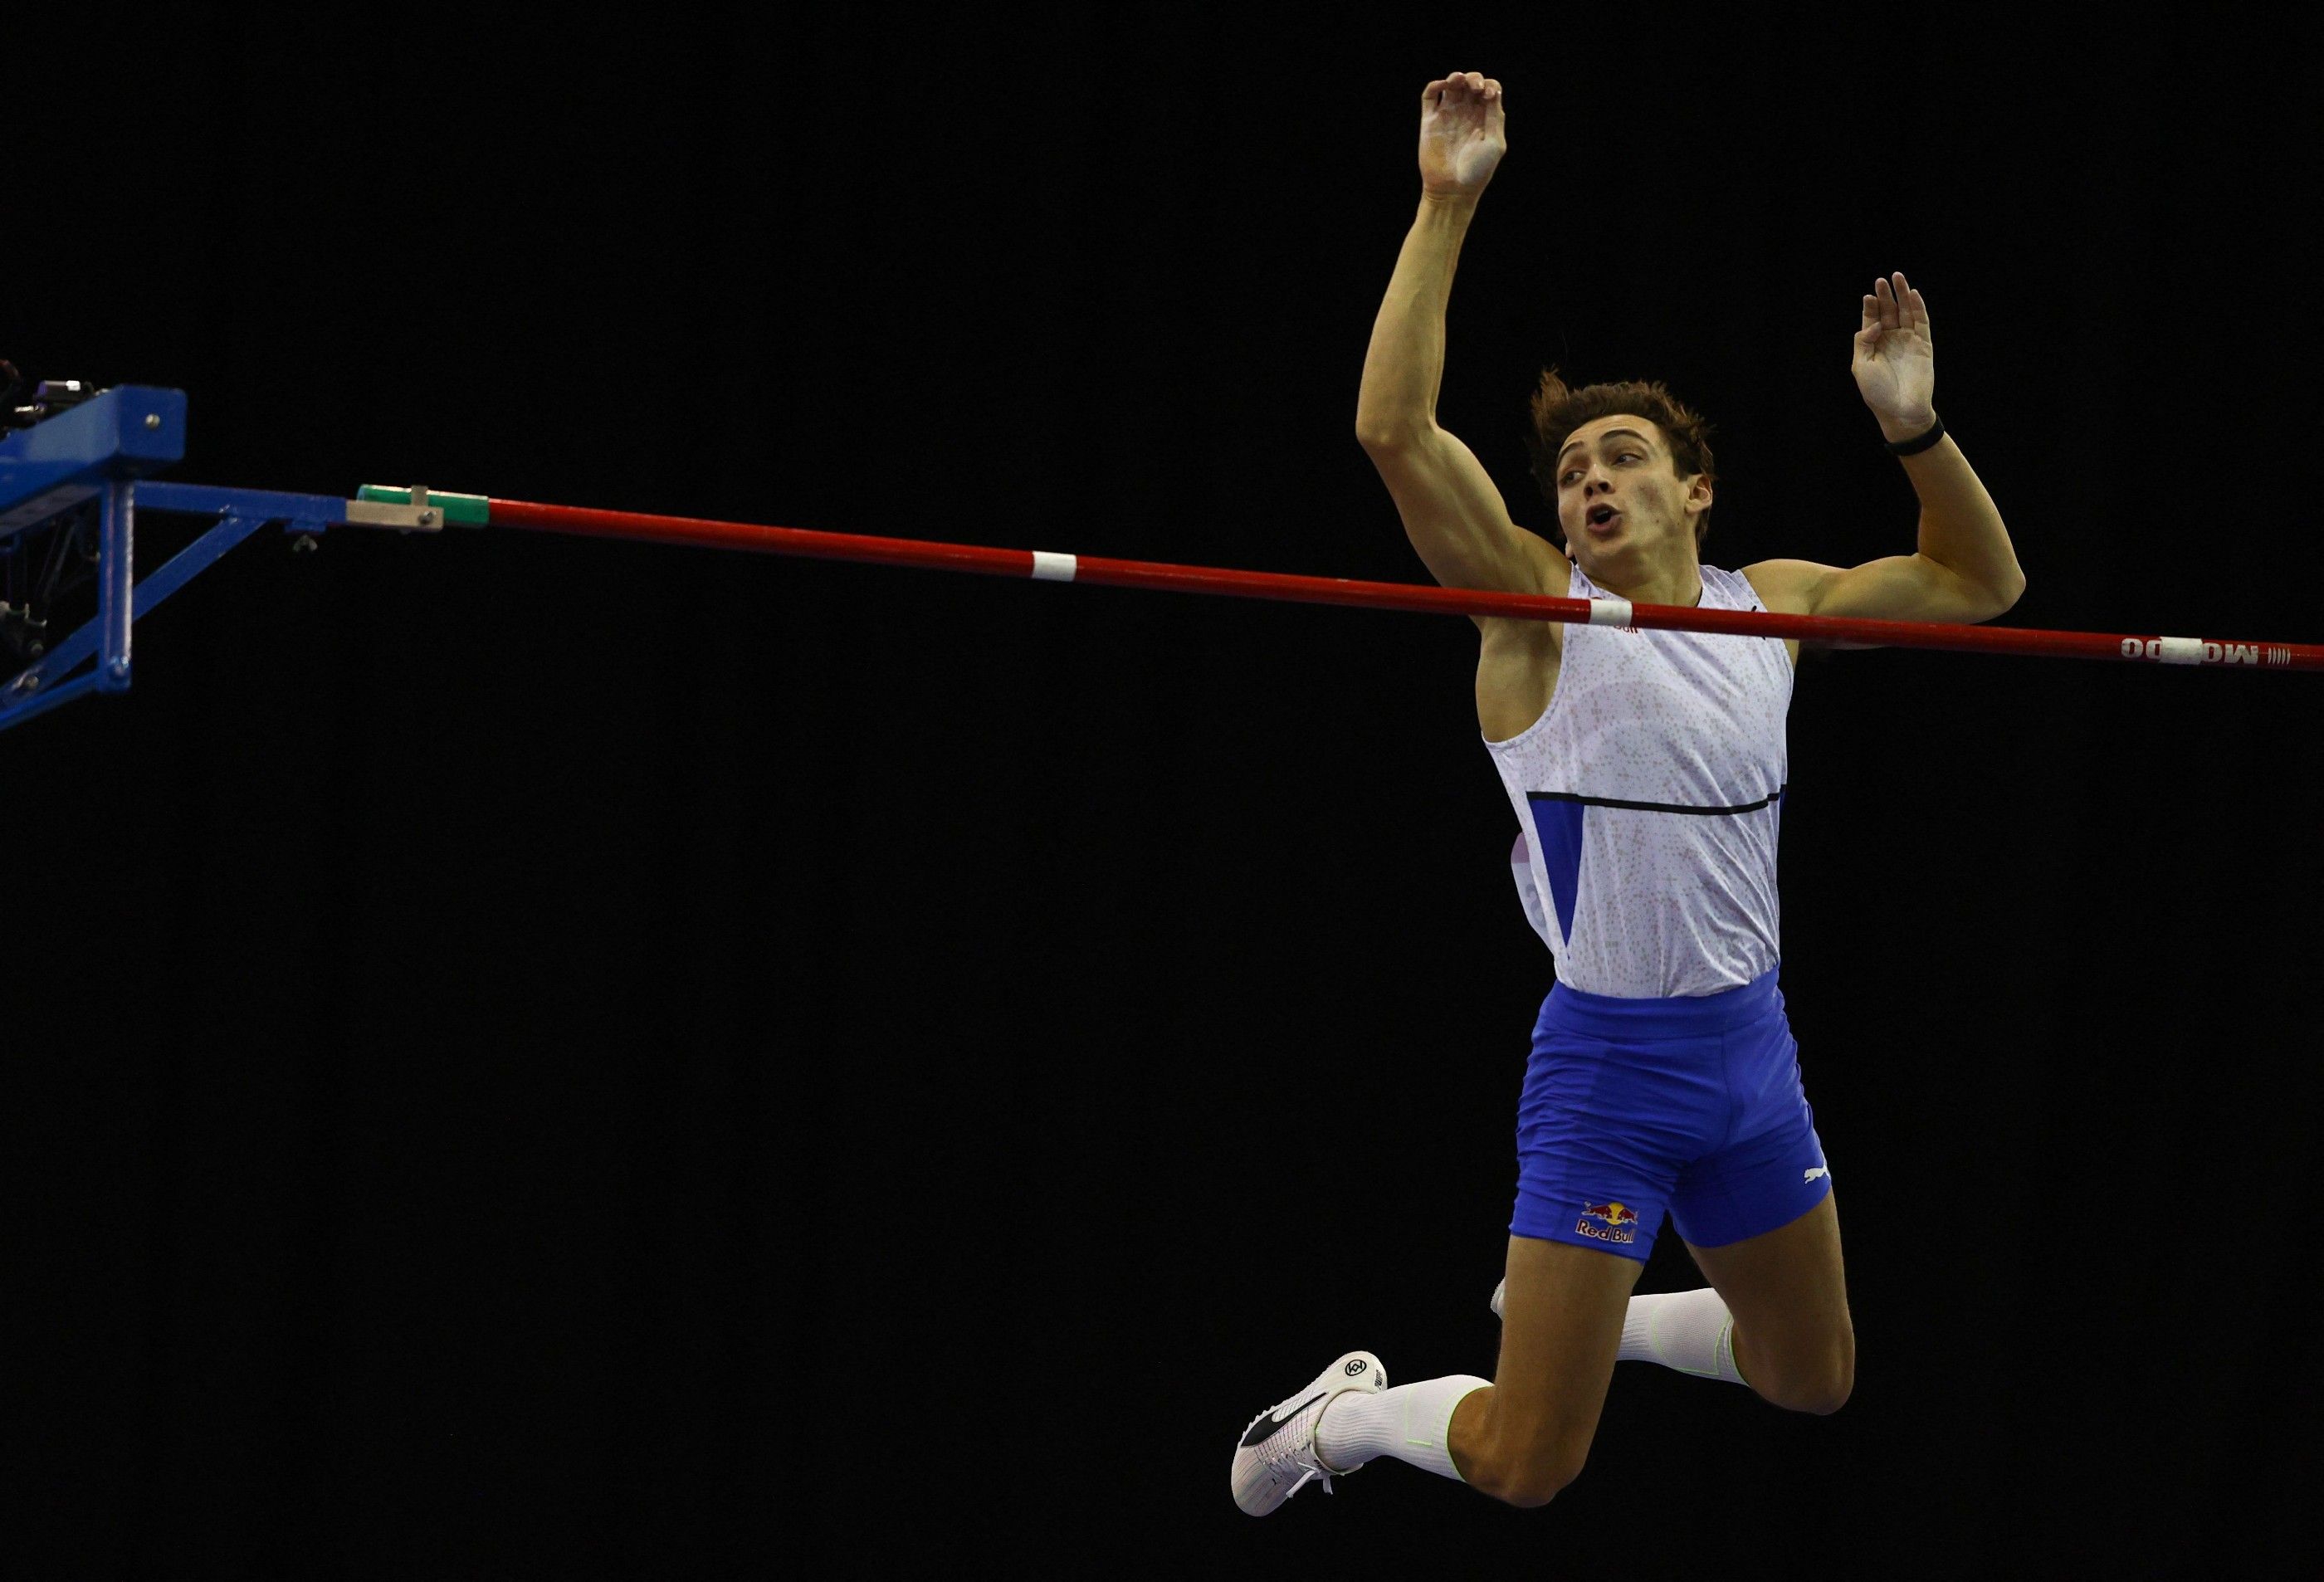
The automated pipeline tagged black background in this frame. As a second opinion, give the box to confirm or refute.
[8,9,2319,1577]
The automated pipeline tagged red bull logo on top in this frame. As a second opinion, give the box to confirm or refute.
[1576,1201,1639,1245]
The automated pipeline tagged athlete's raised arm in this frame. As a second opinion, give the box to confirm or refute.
[1356,73,1569,630]
[1745,273,2027,624]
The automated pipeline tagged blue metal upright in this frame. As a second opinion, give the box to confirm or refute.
[99,478,134,691]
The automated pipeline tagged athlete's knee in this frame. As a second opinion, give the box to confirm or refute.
[1784,1361,1853,1416]
[1466,1442,1588,1509]
[1755,1335,1854,1416]
[1813,1340,1857,1415]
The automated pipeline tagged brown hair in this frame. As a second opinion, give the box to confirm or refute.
[1524,370,1717,548]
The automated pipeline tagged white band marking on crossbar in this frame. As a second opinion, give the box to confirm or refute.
[1032,551,1077,582]
[2155,635,2204,665]
[1588,598,1634,628]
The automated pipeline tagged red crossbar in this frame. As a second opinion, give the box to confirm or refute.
[486,497,2324,671]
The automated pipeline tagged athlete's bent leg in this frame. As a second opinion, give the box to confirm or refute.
[1682,1190,1853,1415]
[1449,1233,1640,1506]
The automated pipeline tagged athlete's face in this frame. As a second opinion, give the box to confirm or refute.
[1552,415,1711,572]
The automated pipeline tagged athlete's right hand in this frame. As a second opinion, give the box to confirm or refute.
[1419,73,1506,198]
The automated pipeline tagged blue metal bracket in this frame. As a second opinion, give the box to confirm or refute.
[0,388,442,735]
[0,385,185,534]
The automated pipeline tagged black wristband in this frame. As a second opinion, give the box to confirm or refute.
[1884,412,1945,456]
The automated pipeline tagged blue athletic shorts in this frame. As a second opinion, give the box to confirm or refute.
[1510,965,1830,1262]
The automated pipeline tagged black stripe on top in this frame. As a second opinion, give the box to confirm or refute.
[1529,784,1786,817]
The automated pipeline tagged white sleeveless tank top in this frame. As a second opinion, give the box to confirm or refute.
[1490,562,1792,999]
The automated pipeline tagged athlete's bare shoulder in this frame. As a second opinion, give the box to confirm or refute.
[1535,539,1574,599]
[1477,534,1570,650]
[1475,537,1570,741]
[1736,560,1812,668]
[1740,559,1819,617]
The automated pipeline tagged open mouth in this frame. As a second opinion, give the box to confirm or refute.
[1584,504,1620,534]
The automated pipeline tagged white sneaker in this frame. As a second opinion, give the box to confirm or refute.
[1229,1350,1386,1516]
[1490,1278,1505,1319]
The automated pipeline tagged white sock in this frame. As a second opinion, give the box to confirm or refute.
[1314,1374,1491,1482]
[1619,1288,1747,1384]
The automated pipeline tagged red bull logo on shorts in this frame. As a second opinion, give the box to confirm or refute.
[1575,1200,1640,1245]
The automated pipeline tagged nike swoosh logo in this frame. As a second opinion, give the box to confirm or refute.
[1240,1390,1326,1448]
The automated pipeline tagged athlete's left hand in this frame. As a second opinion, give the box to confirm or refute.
[1851,271,1936,442]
